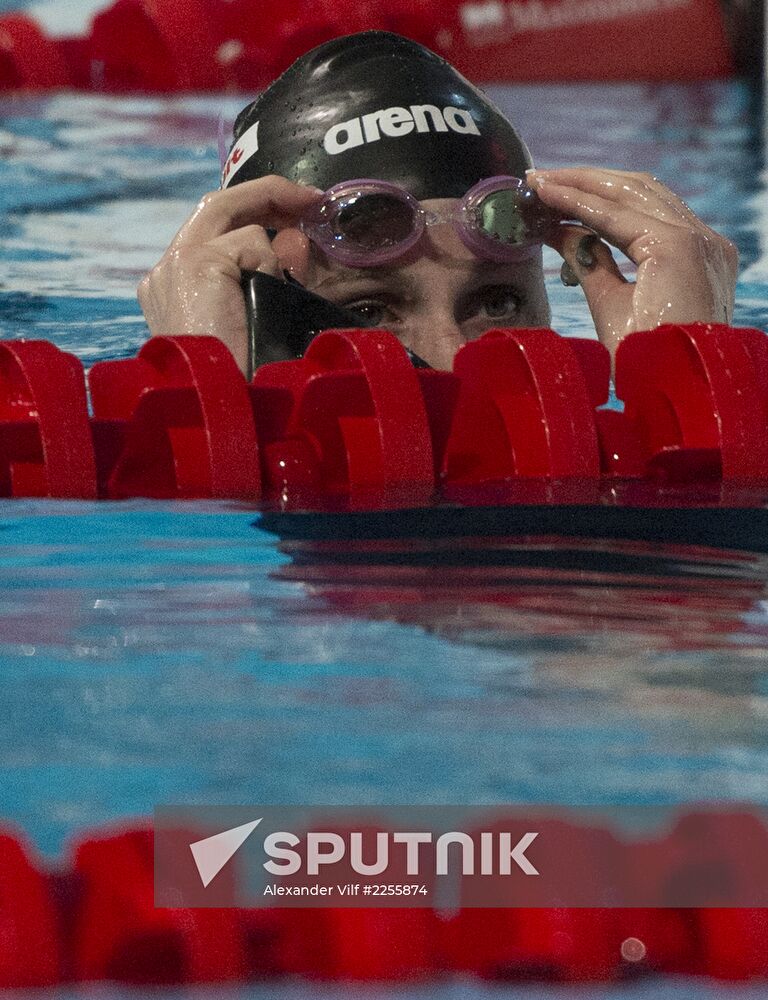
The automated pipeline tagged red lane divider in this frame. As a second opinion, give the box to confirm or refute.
[87,0,224,92]
[252,328,435,500]
[3,812,768,986]
[616,323,768,482]
[444,329,602,481]
[90,335,260,499]
[0,827,61,986]
[0,14,71,89]
[0,341,97,499]
[447,907,626,981]
[70,826,247,983]
[0,0,454,94]
[627,812,768,980]
[0,0,734,93]
[276,908,440,980]
[451,817,627,981]
[0,324,766,500]
[698,910,768,980]
[267,820,441,980]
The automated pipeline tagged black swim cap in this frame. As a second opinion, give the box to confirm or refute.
[222,31,533,200]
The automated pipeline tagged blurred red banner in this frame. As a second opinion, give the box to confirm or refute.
[447,0,734,80]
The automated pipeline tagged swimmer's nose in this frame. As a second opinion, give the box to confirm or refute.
[406,314,464,371]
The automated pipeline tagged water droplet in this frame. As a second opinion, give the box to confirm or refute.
[621,938,647,963]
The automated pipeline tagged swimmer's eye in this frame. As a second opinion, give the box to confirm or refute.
[464,285,523,322]
[343,298,396,327]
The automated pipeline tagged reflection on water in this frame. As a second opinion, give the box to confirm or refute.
[2,503,768,860]
[277,535,767,650]
[274,531,768,727]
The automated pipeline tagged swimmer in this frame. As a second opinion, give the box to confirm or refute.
[138,30,738,376]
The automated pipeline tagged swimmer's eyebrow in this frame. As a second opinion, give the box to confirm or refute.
[312,261,525,293]
[312,268,416,292]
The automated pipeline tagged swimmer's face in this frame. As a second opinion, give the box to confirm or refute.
[304,197,551,371]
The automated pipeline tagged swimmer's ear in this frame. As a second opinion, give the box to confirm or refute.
[271,228,313,287]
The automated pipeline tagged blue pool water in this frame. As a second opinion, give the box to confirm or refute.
[2,76,768,995]
[4,500,768,862]
[27,985,768,1000]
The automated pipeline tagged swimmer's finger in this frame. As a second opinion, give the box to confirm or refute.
[550,222,629,273]
[548,223,631,355]
[600,169,713,231]
[207,224,283,277]
[270,227,313,286]
[533,180,685,264]
[530,167,708,232]
[171,176,323,248]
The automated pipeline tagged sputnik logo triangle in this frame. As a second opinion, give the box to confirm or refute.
[189,818,262,888]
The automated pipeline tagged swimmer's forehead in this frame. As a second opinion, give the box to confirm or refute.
[311,253,540,292]
[313,252,515,278]
[223,31,533,200]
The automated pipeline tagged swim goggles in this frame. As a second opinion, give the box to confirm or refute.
[299,176,557,267]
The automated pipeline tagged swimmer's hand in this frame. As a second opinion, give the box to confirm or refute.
[137,176,323,375]
[526,167,738,359]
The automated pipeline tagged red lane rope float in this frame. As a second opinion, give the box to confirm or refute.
[0,0,454,94]
[0,0,736,94]
[89,335,260,499]
[87,0,224,92]
[0,14,71,89]
[70,826,247,983]
[616,323,768,481]
[0,827,61,987]
[447,907,627,981]
[627,812,768,980]
[266,820,441,980]
[252,328,435,501]
[0,341,97,499]
[449,817,627,981]
[274,907,441,980]
[1,322,768,500]
[3,813,768,985]
[443,328,602,481]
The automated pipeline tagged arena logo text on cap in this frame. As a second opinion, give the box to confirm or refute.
[223,33,533,199]
[324,104,481,155]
